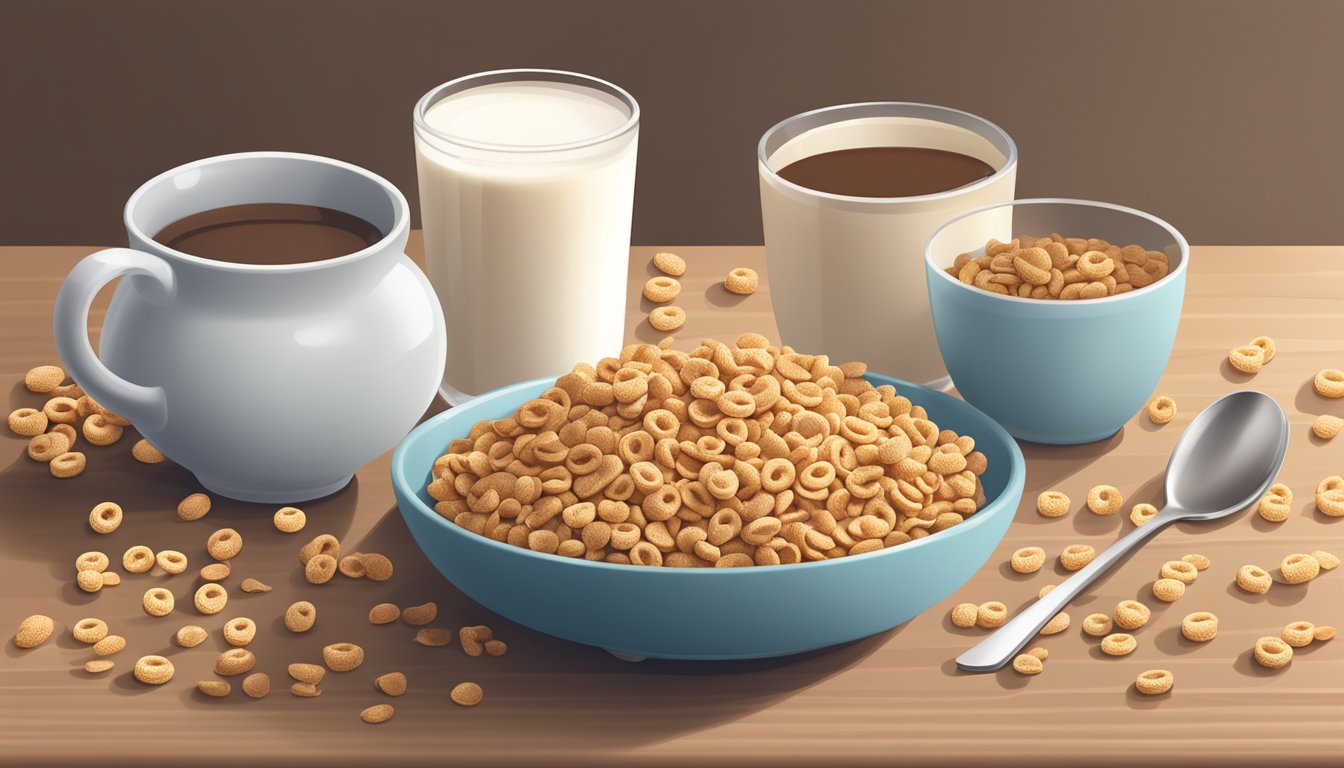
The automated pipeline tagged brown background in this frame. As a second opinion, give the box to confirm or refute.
[2,0,1342,247]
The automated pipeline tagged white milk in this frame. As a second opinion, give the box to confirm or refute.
[415,73,639,401]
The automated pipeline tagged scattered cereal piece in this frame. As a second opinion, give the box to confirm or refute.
[1039,611,1071,635]
[652,251,685,277]
[240,578,272,593]
[648,306,686,332]
[484,640,508,656]
[81,414,124,446]
[285,601,316,633]
[1310,550,1340,570]
[223,617,257,647]
[1130,503,1159,526]
[1059,544,1097,571]
[1152,578,1186,602]
[642,276,681,304]
[242,672,270,698]
[176,493,211,521]
[1012,654,1044,675]
[1228,345,1265,374]
[197,680,231,698]
[323,642,365,671]
[88,502,123,535]
[1316,476,1344,517]
[122,546,154,574]
[1236,564,1272,594]
[71,618,108,644]
[92,634,126,656]
[1258,483,1293,522]
[1181,553,1211,571]
[1101,633,1137,656]
[194,583,228,614]
[200,562,230,582]
[459,625,493,656]
[369,603,401,625]
[402,602,437,626]
[42,397,79,425]
[415,628,454,647]
[1181,612,1218,642]
[76,570,104,593]
[1280,553,1320,584]
[450,681,484,707]
[360,553,394,582]
[361,704,395,724]
[375,672,408,697]
[143,588,175,617]
[1025,646,1049,661]
[76,551,109,573]
[291,683,321,698]
[273,506,306,533]
[50,451,87,478]
[176,625,207,647]
[724,267,759,295]
[156,550,188,575]
[1248,336,1276,363]
[1146,395,1177,424]
[206,528,243,560]
[83,660,115,674]
[24,365,65,393]
[1253,636,1293,668]
[27,431,70,462]
[1010,546,1046,574]
[1036,491,1070,518]
[299,534,340,565]
[949,603,978,628]
[1134,669,1174,695]
[976,602,1008,629]
[288,664,326,684]
[100,571,121,586]
[214,648,256,676]
[1086,485,1123,515]
[338,555,366,578]
[1160,560,1199,584]
[133,655,174,685]
[1314,368,1344,398]
[7,407,47,437]
[14,614,54,648]
[1313,414,1343,440]
[304,554,338,584]
[131,439,165,464]
[1113,600,1151,630]
[1037,584,1056,598]
[1281,621,1316,648]
[1314,625,1336,642]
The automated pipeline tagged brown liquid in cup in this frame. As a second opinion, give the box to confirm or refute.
[153,203,382,265]
[775,147,996,198]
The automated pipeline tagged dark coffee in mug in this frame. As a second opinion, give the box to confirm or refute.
[775,147,995,198]
[154,203,382,265]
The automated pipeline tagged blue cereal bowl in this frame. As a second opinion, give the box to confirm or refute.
[392,373,1025,660]
[926,199,1189,445]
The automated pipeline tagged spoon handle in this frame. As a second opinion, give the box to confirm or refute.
[955,512,1177,672]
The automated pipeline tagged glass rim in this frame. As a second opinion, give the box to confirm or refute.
[756,101,1018,205]
[413,68,640,154]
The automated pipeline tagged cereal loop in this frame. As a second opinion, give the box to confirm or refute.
[642,276,682,304]
[1228,346,1265,374]
[88,502,123,534]
[1146,395,1177,424]
[1280,553,1320,584]
[142,588,174,617]
[1181,612,1218,642]
[1010,546,1046,574]
[72,618,108,644]
[1113,600,1151,630]
[8,407,48,437]
[1036,491,1070,518]
[1236,564,1272,594]
[1134,669,1174,695]
[50,451,87,478]
[1151,578,1186,602]
[1129,503,1158,526]
[206,528,243,560]
[1059,544,1096,571]
[724,267,760,295]
[1313,368,1344,398]
[323,642,365,672]
[194,583,228,615]
[976,602,1008,629]
[1086,485,1122,516]
[1159,560,1198,584]
[176,493,211,521]
[1258,482,1293,522]
[1253,636,1292,668]
[950,603,978,628]
[649,306,686,332]
[214,648,256,676]
[1100,633,1137,656]
[652,251,686,277]
[274,506,307,533]
[1082,613,1113,637]
[285,601,317,632]
[134,655,174,685]
[1281,621,1315,648]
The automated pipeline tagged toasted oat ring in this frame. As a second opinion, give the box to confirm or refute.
[724,267,759,295]
[976,601,1008,628]
[1313,414,1343,440]
[1146,395,1177,424]
[450,681,484,707]
[323,642,365,672]
[42,396,79,425]
[156,550,188,575]
[1151,578,1186,602]
[123,546,154,574]
[1100,633,1137,656]
[285,601,317,632]
[24,364,65,393]
[76,550,109,573]
[223,617,257,647]
[1249,335,1276,363]
[7,407,48,436]
[273,506,307,533]
[1086,485,1122,515]
[642,276,682,304]
[1082,613,1113,637]
[1012,653,1044,675]
[1314,368,1344,398]
[1280,553,1320,584]
[76,570,103,593]
[1258,482,1293,522]
[27,431,70,462]
[1036,490,1070,518]
[338,554,366,578]
[1113,600,1151,630]
[194,583,228,614]
[1129,503,1159,526]
[1076,250,1115,279]
[1180,611,1218,642]
[1253,636,1292,668]
[206,528,243,560]
[50,451,87,478]
[648,306,686,332]
[72,618,108,644]
[1281,621,1315,648]
[88,502,123,534]
[305,553,338,584]
[1160,560,1198,584]
[1236,564,1272,593]
[131,438,165,463]
[299,533,340,565]
[214,648,256,676]
[82,414,124,446]
[175,625,208,647]
[652,251,686,277]
[1134,669,1173,695]
[1010,546,1046,574]
[176,493,211,521]
[375,671,408,696]
[1059,544,1096,571]
[1228,345,1265,374]
[949,603,978,628]
[133,655,174,685]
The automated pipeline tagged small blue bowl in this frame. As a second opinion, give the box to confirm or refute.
[392,373,1025,660]
[926,199,1188,445]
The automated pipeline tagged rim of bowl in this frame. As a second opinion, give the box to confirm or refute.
[923,197,1190,306]
[392,374,1027,576]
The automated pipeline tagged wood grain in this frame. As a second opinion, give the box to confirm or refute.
[0,239,1340,766]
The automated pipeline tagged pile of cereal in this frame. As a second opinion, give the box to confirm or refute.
[427,335,989,567]
[945,233,1170,300]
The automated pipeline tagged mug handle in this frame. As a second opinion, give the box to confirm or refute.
[53,248,175,433]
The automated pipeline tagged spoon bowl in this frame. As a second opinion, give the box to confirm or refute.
[956,390,1288,672]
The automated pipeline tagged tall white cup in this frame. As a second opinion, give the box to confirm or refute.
[414,69,639,403]
[758,103,1017,386]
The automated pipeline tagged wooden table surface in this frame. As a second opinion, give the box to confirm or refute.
[1,237,1341,766]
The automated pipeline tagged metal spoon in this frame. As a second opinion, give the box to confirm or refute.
[955,390,1288,672]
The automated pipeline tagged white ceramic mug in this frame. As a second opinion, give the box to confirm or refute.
[758,103,1018,386]
[53,152,446,502]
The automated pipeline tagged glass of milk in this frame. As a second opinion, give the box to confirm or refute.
[414,69,639,403]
